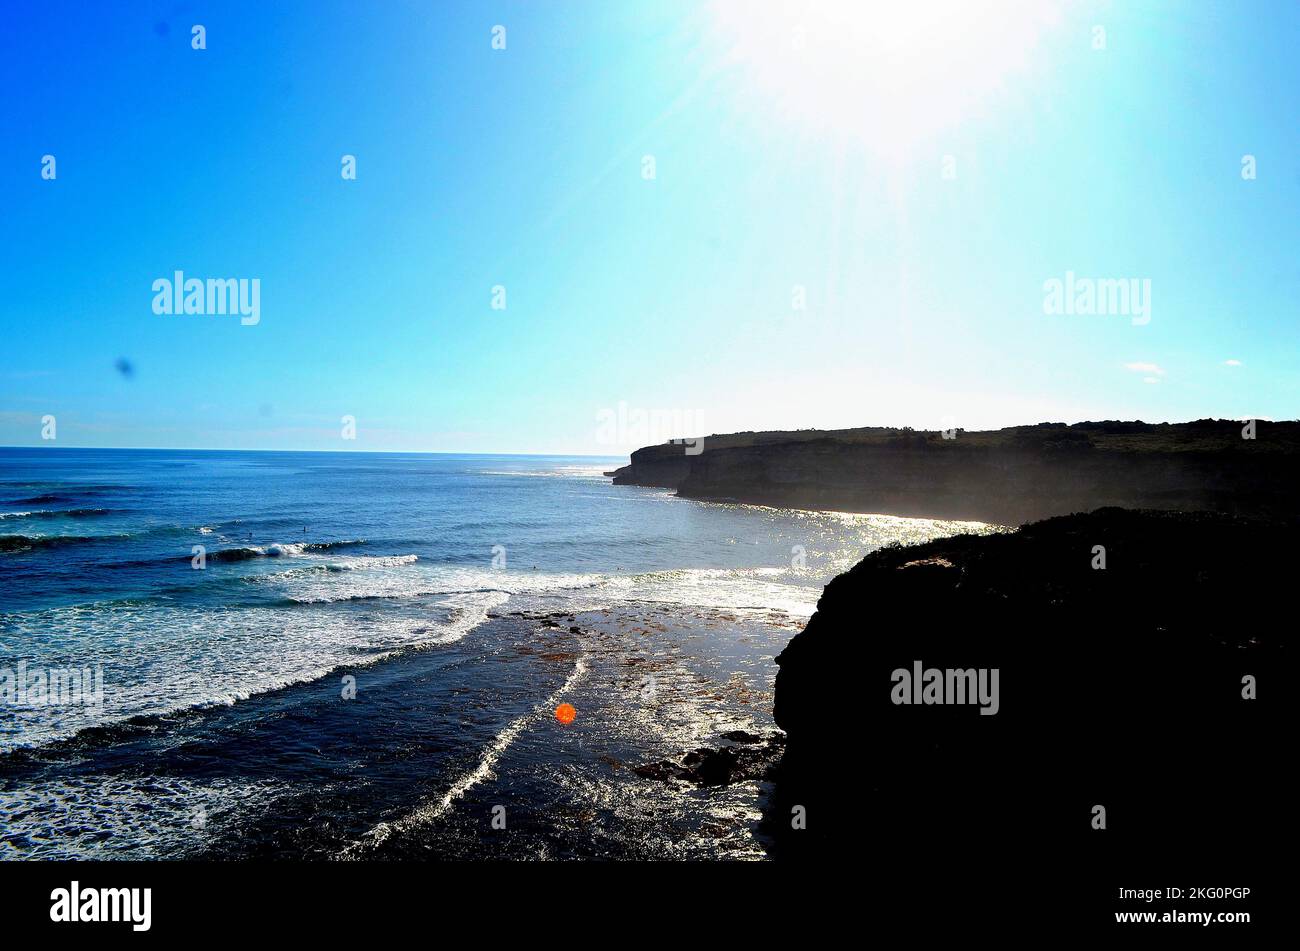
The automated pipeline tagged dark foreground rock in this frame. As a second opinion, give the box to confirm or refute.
[766,507,1293,873]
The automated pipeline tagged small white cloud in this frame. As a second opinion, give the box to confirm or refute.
[1143,377,1160,384]
[1224,359,1242,366]
[1124,362,1165,376]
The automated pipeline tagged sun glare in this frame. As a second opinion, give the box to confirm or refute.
[707,0,1065,156]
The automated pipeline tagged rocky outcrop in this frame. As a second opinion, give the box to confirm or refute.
[766,508,1291,869]
[634,732,785,786]
[608,444,694,489]
[611,420,1300,523]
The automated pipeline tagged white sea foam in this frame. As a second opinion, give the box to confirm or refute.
[0,586,508,753]
[343,653,590,857]
[256,558,821,618]
[1,507,987,753]
[0,774,285,860]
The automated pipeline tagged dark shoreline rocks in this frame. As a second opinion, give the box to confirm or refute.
[610,419,1300,523]
[634,732,785,787]
[765,507,1292,865]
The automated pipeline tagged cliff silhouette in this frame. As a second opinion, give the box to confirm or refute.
[609,419,1300,523]
[764,507,1291,913]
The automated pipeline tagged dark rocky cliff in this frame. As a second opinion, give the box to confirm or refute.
[610,420,1300,523]
[765,508,1291,881]
[608,444,693,489]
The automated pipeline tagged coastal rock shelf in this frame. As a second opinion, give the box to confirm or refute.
[609,420,1300,524]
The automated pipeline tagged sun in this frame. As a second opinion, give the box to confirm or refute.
[705,0,1065,157]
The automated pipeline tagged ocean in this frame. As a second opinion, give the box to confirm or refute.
[0,448,992,859]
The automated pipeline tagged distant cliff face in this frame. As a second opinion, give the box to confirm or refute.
[611,420,1300,523]
[765,508,1291,868]
[608,444,693,489]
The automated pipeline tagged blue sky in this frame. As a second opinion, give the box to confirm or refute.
[1,0,1296,453]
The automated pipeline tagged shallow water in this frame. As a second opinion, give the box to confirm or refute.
[0,448,994,859]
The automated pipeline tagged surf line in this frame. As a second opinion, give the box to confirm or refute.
[339,652,590,859]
